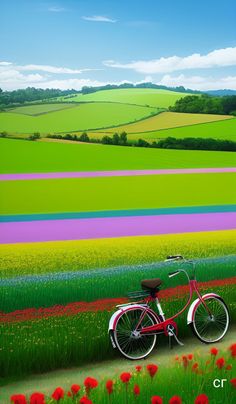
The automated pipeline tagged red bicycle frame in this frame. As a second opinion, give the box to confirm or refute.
[137,278,212,337]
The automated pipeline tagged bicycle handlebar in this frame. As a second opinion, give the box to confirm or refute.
[168,270,180,278]
[165,255,196,281]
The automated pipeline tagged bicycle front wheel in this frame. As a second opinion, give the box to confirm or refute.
[114,308,157,360]
[191,296,229,343]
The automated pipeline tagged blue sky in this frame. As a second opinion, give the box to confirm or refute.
[0,0,236,90]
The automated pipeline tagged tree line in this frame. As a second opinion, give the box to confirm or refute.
[0,87,78,107]
[46,132,236,152]
[170,94,236,115]
[0,82,201,107]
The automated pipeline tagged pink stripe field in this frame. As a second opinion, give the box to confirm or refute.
[1,212,236,244]
[0,167,236,181]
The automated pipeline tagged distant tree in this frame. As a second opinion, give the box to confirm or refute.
[65,134,73,140]
[28,132,41,141]
[170,94,236,115]
[112,133,120,145]
[0,131,8,137]
[136,138,149,147]
[79,132,90,142]
[101,135,113,145]
[119,131,127,145]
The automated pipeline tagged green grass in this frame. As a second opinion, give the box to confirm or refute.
[59,89,194,108]
[0,103,157,134]
[131,118,236,141]
[1,173,236,215]
[0,282,235,378]
[1,256,235,311]
[7,103,74,116]
[1,330,235,403]
[1,138,236,174]
[93,112,232,135]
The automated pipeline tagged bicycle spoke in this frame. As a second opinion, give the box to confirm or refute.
[115,309,157,359]
[193,297,229,343]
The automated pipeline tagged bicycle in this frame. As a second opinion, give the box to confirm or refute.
[108,255,230,360]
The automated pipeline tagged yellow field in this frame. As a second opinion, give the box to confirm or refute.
[94,112,232,135]
[1,229,235,278]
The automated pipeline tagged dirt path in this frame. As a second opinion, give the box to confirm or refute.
[1,326,235,403]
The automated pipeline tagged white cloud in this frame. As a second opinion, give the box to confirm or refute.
[0,61,102,90]
[82,15,116,23]
[0,61,13,66]
[17,64,94,74]
[104,47,236,74]
[157,74,236,91]
[48,6,65,12]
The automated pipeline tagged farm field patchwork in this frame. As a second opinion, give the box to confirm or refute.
[1,138,236,174]
[7,103,75,115]
[1,173,236,215]
[1,134,236,383]
[128,117,236,142]
[58,88,193,108]
[93,112,232,135]
[0,102,157,134]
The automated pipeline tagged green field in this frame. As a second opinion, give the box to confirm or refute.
[7,103,74,116]
[1,138,236,174]
[59,88,193,108]
[92,111,232,135]
[1,173,235,215]
[0,102,157,134]
[129,117,236,141]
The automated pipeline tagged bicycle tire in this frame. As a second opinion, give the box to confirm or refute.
[114,307,158,360]
[191,296,229,344]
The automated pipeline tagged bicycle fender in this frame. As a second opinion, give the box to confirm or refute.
[187,293,221,324]
[108,304,146,332]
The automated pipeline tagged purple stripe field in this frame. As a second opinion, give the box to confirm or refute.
[1,167,236,181]
[1,212,236,244]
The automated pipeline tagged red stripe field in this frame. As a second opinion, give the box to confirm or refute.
[1,276,235,324]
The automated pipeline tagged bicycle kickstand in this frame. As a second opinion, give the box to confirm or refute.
[167,325,184,347]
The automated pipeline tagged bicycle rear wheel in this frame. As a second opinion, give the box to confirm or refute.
[114,308,157,360]
[191,296,229,343]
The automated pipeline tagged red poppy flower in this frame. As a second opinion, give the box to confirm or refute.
[230,378,236,388]
[51,387,64,401]
[194,394,209,404]
[136,365,142,372]
[175,356,179,361]
[30,392,45,404]
[71,384,81,395]
[210,347,218,356]
[229,343,236,358]
[146,364,158,378]
[120,372,132,383]
[106,380,113,395]
[84,377,98,389]
[169,396,182,404]
[182,355,188,368]
[188,354,193,360]
[226,364,232,370]
[151,396,163,404]
[133,384,140,396]
[192,362,198,372]
[67,392,72,397]
[10,395,27,404]
[216,357,225,369]
[79,397,93,404]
